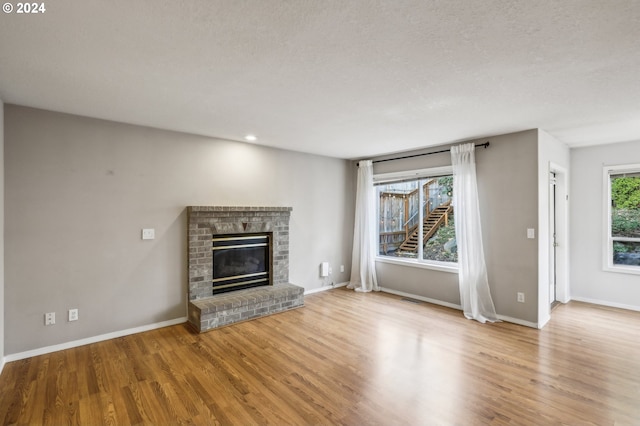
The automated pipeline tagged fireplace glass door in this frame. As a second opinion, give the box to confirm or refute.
[211,233,271,295]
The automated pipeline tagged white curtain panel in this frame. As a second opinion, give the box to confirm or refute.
[451,143,499,323]
[348,160,379,292]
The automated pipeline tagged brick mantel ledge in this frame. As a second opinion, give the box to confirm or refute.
[188,206,293,213]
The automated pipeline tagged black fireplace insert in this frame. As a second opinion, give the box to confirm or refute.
[211,233,272,295]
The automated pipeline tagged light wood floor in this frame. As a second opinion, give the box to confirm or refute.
[1,288,639,425]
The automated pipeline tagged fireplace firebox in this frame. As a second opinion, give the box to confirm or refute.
[211,233,272,295]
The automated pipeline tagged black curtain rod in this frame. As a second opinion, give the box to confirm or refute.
[366,141,490,165]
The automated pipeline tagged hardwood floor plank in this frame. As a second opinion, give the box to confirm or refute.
[1,288,639,424]
[120,385,146,425]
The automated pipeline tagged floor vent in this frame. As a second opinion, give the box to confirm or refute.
[401,297,423,304]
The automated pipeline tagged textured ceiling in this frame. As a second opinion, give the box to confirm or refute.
[1,0,639,159]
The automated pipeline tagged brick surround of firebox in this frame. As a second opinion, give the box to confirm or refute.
[187,206,304,332]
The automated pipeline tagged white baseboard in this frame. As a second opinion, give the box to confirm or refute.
[496,314,539,329]
[0,357,5,376]
[4,317,187,363]
[380,287,539,328]
[570,296,640,312]
[379,287,463,311]
[304,281,348,295]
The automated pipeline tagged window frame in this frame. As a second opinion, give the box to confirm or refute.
[603,163,640,275]
[374,166,458,273]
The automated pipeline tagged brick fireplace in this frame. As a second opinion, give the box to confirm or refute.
[187,206,304,332]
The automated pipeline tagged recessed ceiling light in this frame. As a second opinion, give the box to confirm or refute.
[244,134,257,141]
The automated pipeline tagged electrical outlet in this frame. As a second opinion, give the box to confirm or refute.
[69,308,79,321]
[340,265,344,273]
[142,228,155,240]
[517,292,525,303]
[45,312,55,325]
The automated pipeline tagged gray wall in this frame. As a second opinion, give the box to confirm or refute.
[0,99,4,370]
[571,140,640,310]
[373,130,541,324]
[4,105,355,354]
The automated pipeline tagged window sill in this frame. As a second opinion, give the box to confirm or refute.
[604,264,640,276]
[375,256,459,274]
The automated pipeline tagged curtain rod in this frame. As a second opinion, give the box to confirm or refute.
[358,141,490,166]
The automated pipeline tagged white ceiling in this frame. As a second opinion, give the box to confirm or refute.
[1,1,639,159]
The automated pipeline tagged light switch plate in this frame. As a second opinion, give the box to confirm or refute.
[527,228,535,239]
[142,228,155,240]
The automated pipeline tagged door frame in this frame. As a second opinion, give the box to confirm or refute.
[549,163,569,304]
[550,171,557,304]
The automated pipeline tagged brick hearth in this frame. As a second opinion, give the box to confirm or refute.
[187,206,304,332]
[189,283,304,331]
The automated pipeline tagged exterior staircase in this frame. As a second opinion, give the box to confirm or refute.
[398,201,452,253]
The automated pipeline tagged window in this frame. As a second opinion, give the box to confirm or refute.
[376,167,457,267]
[604,164,640,273]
